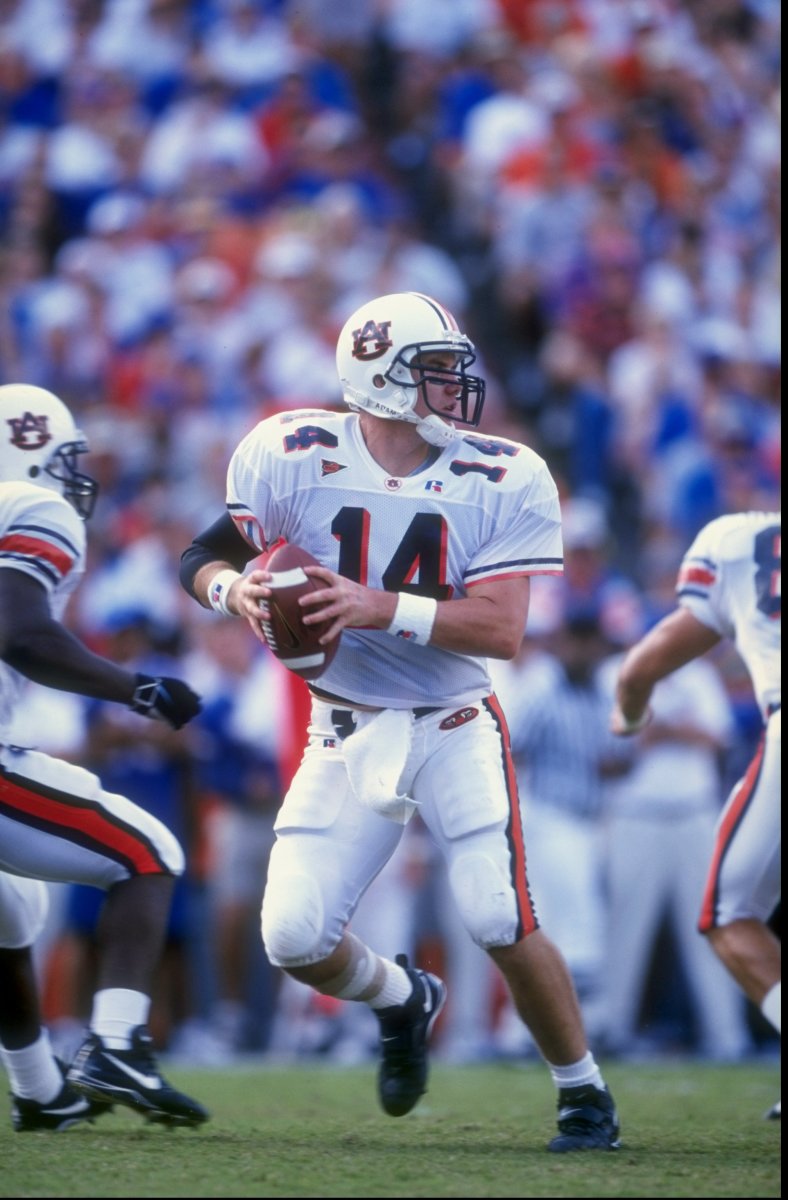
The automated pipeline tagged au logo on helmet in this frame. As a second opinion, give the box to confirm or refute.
[351,319,392,361]
[6,412,52,451]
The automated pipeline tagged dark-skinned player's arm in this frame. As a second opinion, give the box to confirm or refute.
[0,570,200,729]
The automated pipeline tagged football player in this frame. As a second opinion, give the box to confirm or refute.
[0,383,208,1130]
[611,510,781,1118]
[180,291,620,1152]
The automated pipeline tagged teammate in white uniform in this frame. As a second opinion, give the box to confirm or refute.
[181,291,621,1152]
[0,383,208,1130]
[611,511,781,1115]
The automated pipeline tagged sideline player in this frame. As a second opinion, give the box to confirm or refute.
[610,510,780,1115]
[0,383,208,1130]
[180,291,620,1152]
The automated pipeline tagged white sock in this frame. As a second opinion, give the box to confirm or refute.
[366,958,413,1010]
[547,1051,605,1093]
[90,988,150,1049]
[0,1029,63,1102]
[316,935,413,1009]
[761,982,781,1035]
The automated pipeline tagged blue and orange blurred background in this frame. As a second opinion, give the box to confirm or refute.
[0,0,780,1068]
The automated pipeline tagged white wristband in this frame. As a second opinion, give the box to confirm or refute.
[208,569,241,617]
[387,592,437,644]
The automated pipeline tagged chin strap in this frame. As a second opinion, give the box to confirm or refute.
[415,413,458,447]
[343,390,459,447]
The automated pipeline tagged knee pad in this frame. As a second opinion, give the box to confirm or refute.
[0,874,49,948]
[261,871,331,967]
[448,852,517,949]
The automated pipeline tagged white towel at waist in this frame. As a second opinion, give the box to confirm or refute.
[342,708,418,825]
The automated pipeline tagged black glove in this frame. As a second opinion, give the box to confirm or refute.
[130,673,202,730]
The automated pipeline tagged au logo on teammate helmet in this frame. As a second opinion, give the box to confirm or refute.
[6,411,52,451]
[351,319,392,360]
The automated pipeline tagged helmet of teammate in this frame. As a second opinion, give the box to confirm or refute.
[0,383,99,519]
[335,292,486,447]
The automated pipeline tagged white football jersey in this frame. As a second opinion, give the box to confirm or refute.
[676,511,781,719]
[0,481,86,741]
[227,408,563,707]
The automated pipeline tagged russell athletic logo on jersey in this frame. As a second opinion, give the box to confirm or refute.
[351,319,392,360]
[6,411,52,450]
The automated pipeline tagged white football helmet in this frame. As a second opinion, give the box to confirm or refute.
[0,383,98,519]
[336,292,485,447]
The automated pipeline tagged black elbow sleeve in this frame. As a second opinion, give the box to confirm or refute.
[179,512,255,600]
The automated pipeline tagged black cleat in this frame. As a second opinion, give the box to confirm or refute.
[66,1026,209,1128]
[376,953,446,1117]
[547,1084,621,1153]
[11,1059,112,1132]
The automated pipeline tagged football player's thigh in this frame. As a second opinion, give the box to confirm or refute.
[0,748,183,885]
[413,711,522,947]
[713,717,781,925]
[0,871,49,948]
[266,750,403,941]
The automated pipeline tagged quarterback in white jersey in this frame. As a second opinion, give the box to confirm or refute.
[0,383,207,1130]
[182,291,621,1152]
[612,510,781,1112]
[226,406,562,709]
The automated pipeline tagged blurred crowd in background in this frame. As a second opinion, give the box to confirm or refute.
[0,0,780,1066]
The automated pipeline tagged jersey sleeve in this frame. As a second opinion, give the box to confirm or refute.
[675,519,733,638]
[225,420,287,554]
[0,489,85,595]
[464,456,563,587]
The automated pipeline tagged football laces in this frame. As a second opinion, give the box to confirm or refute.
[258,600,279,653]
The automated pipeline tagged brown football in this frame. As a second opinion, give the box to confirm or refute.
[259,542,340,680]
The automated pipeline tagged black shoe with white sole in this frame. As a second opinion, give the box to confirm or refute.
[66,1027,209,1127]
[376,953,446,1117]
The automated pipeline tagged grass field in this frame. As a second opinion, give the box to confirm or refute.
[1,1059,780,1198]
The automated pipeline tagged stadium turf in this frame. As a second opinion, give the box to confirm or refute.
[1,1060,780,1198]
